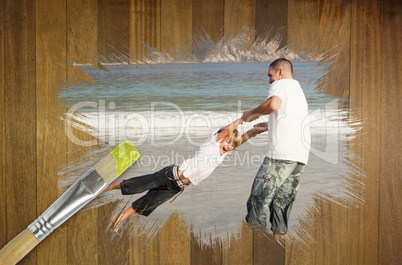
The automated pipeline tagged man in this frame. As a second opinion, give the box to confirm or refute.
[242,58,311,243]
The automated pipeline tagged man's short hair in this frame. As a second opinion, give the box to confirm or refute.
[269,58,293,75]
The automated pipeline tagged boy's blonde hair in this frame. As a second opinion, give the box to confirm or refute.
[216,127,242,149]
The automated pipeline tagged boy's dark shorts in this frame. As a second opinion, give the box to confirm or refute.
[121,165,181,216]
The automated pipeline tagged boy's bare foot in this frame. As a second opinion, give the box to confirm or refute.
[101,181,123,195]
[111,214,124,235]
[273,230,285,247]
[110,207,135,235]
[111,215,117,223]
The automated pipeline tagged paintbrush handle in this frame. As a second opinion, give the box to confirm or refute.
[0,228,39,265]
[0,168,106,264]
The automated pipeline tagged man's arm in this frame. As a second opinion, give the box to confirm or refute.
[241,96,282,123]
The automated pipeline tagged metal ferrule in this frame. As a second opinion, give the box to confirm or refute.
[28,168,107,241]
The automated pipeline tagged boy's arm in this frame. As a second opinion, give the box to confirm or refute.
[216,118,242,142]
[240,122,269,145]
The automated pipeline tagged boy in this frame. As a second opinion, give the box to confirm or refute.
[103,118,265,234]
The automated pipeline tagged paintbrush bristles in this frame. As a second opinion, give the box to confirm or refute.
[93,153,119,184]
[93,141,140,184]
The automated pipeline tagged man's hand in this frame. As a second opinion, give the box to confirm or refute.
[249,130,258,138]
[240,122,267,144]
[253,122,269,134]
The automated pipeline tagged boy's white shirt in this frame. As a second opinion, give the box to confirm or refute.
[266,79,311,164]
[180,134,229,185]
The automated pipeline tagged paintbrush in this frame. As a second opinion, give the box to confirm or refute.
[0,141,140,265]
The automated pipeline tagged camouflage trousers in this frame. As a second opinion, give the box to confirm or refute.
[246,156,305,234]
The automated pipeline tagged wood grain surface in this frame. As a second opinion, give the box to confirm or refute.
[190,230,222,265]
[130,0,161,61]
[4,1,37,264]
[67,0,98,66]
[99,202,130,265]
[192,0,224,42]
[315,199,348,264]
[156,212,191,264]
[222,222,253,265]
[0,1,400,264]
[98,0,130,62]
[0,0,5,252]
[254,230,284,265]
[285,203,317,265]
[128,212,190,264]
[255,0,288,47]
[379,0,401,264]
[66,1,100,264]
[35,0,68,263]
[161,0,192,55]
[224,0,255,40]
[316,0,351,98]
[349,0,383,263]
[287,0,319,55]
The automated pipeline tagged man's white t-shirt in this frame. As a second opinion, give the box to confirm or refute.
[180,134,228,185]
[266,79,311,165]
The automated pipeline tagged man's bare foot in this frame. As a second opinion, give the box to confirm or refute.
[273,230,285,247]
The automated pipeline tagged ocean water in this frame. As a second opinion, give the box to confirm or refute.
[61,62,334,112]
[59,62,354,239]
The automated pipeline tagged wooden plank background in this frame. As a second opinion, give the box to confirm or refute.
[98,0,130,62]
[255,0,288,47]
[4,1,37,265]
[349,1,382,264]
[36,0,68,264]
[129,0,161,61]
[287,0,319,55]
[0,0,400,264]
[192,0,223,42]
[66,1,100,264]
[161,0,192,54]
[0,0,5,256]
[224,0,255,40]
[379,0,401,263]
